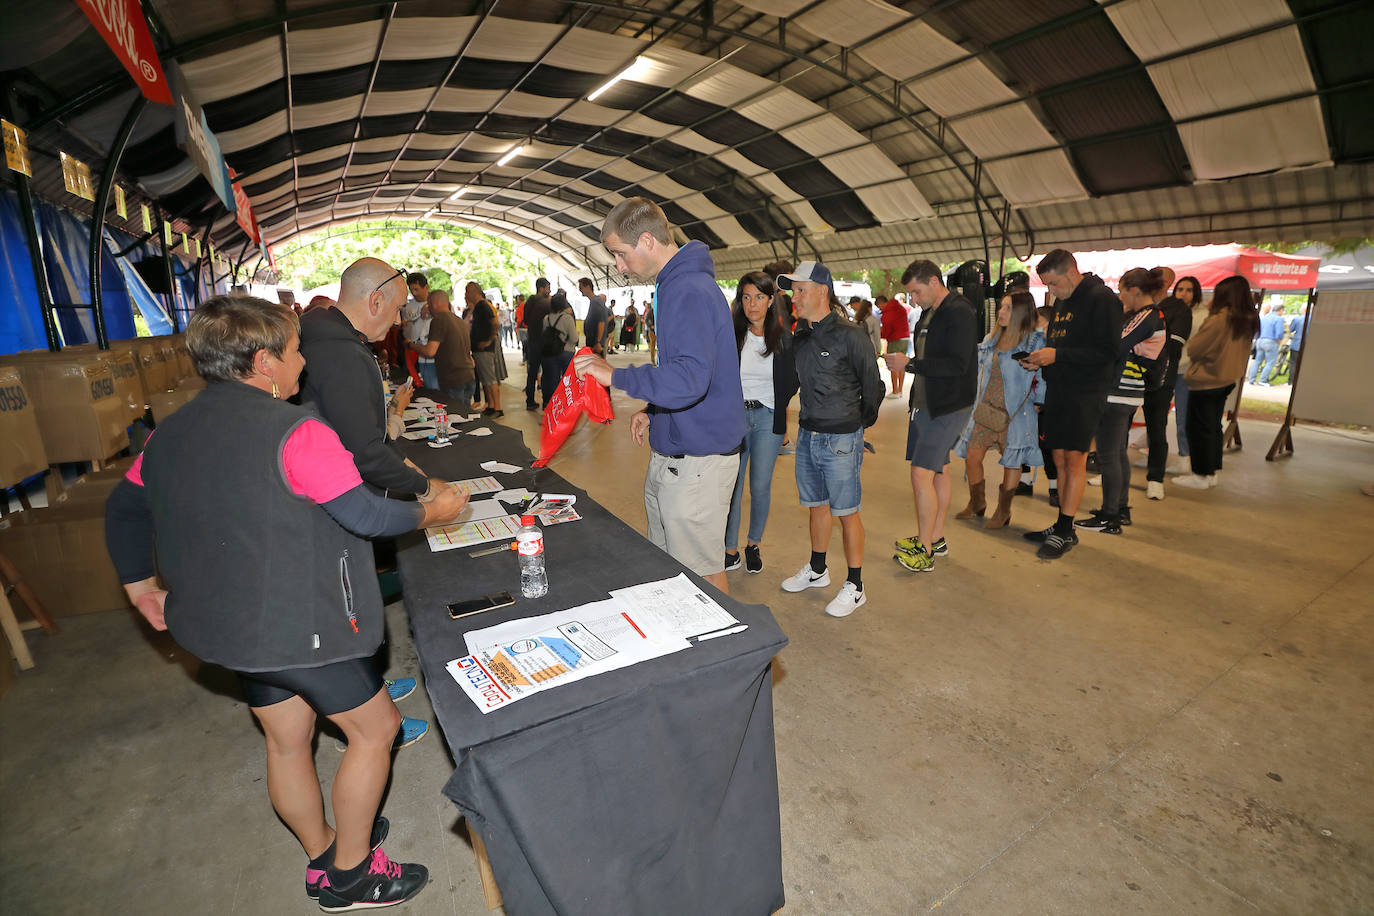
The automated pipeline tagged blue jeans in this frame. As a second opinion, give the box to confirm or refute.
[1173,374,1190,457]
[1248,338,1279,383]
[725,407,785,550]
[443,381,474,412]
[418,360,439,390]
[795,428,864,516]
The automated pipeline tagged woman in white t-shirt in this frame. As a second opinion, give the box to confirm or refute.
[725,271,798,575]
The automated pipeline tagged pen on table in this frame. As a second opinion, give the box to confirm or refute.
[695,624,748,641]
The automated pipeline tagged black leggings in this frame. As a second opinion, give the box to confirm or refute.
[237,655,384,715]
[1185,384,1233,476]
[1095,403,1135,515]
[1141,379,1174,483]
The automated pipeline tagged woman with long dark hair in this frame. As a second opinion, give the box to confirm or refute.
[724,271,797,574]
[952,291,1044,529]
[1170,276,1205,462]
[1175,275,1258,489]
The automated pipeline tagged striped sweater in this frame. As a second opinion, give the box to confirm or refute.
[1107,306,1166,407]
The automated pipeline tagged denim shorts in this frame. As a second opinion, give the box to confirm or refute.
[795,428,863,516]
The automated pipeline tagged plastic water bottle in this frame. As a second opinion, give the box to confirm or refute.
[433,404,449,441]
[516,515,548,598]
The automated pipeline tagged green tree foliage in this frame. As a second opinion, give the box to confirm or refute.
[275,221,546,294]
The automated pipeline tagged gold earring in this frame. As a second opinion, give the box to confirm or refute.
[271,379,280,399]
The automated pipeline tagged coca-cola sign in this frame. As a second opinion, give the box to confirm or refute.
[78,0,174,106]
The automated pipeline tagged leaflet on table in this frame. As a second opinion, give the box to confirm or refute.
[480,460,524,474]
[451,475,502,494]
[426,514,522,551]
[449,599,691,714]
[608,573,738,639]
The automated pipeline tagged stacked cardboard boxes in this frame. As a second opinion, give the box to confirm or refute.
[0,367,47,488]
[0,352,129,464]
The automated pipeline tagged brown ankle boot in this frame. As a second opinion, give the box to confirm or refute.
[984,486,1015,529]
[955,479,987,518]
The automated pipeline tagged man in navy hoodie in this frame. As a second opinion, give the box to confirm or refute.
[574,198,745,594]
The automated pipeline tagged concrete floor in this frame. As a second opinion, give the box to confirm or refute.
[2,347,1372,915]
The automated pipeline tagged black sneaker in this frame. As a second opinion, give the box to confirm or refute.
[744,544,762,574]
[1074,512,1115,531]
[1119,506,1132,526]
[525,402,538,412]
[724,552,742,572]
[319,849,429,912]
[1048,489,1059,508]
[306,817,390,899]
[1075,513,1123,535]
[1037,530,1078,559]
[930,537,948,556]
[1024,525,1054,543]
[1015,481,1034,496]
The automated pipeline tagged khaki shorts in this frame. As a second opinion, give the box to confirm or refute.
[644,452,739,577]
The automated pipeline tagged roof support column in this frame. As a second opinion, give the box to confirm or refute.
[89,94,148,349]
[158,214,181,332]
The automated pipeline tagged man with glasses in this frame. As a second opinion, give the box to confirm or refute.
[299,258,433,499]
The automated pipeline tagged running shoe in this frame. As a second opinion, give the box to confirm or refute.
[824,582,867,617]
[318,848,429,912]
[894,550,934,573]
[384,678,415,703]
[781,563,830,592]
[744,544,763,574]
[306,817,390,899]
[336,717,428,752]
[724,552,742,572]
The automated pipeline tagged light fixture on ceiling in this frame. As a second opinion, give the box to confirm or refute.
[587,56,651,102]
[448,187,469,200]
[422,207,437,219]
[496,146,525,167]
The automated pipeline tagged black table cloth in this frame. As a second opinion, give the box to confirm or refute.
[393,419,787,916]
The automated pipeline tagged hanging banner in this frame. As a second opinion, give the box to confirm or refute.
[142,204,153,233]
[114,185,127,219]
[60,152,95,201]
[181,231,189,252]
[169,64,235,211]
[228,167,259,243]
[163,220,174,246]
[2,120,31,176]
[77,0,174,106]
[191,238,201,258]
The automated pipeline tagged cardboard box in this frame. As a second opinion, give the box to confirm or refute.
[154,333,196,386]
[0,367,48,489]
[56,457,136,507]
[149,387,200,424]
[66,344,147,421]
[133,337,177,393]
[0,503,128,616]
[0,353,129,464]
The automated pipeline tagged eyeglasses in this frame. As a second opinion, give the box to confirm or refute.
[374,267,407,295]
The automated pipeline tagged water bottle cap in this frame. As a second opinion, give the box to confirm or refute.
[520,515,536,526]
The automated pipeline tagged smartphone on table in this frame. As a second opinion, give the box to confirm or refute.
[448,591,515,620]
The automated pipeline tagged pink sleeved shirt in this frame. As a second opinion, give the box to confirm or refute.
[125,419,362,503]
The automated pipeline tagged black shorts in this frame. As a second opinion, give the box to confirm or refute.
[237,656,383,715]
[1040,385,1108,452]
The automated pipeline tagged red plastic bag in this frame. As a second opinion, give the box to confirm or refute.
[534,347,614,467]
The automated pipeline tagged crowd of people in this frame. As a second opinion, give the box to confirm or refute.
[100,194,1278,911]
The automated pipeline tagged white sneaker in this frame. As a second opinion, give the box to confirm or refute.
[781,563,831,592]
[1206,473,1220,488]
[1147,481,1165,501]
[824,582,867,618]
[1132,456,1150,469]
[1174,474,1211,489]
[885,392,902,399]
[1088,475,1102,486]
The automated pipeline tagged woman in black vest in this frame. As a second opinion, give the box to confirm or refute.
[105,296,468,911]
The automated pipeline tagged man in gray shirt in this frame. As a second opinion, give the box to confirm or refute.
[579,277,609,355]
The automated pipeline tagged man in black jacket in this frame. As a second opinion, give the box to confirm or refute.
[883,259,978,573]
[1022,249,1124,559]
[777,262,883,618]
[523,278,551,410]
[298,257,433,499]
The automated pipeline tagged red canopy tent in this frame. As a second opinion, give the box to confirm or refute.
[1027,244,1321,291]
